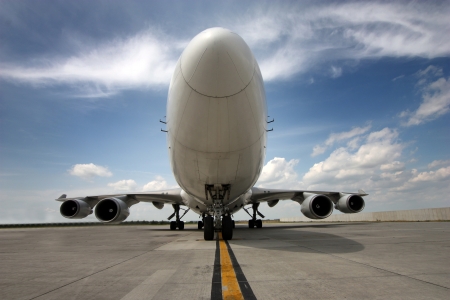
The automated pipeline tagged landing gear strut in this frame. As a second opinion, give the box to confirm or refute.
[244,203,264,228]
[168,204,189,230]
[204,184,233,240]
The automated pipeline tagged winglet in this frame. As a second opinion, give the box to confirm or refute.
[358,189,368,196]
[56,194,67,201]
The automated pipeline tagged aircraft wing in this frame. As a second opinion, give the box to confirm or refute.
[56,188,184,206]
[250,187,368,204]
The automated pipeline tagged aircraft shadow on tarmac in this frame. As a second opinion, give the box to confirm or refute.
[151,223,367,254]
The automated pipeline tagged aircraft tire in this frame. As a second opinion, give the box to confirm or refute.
[204,216,214,240]
[198,221,203,230]
[248,220,255,228]
[256,219,262,228]
[178,221,184,230]
[170,221,177,230]
[232,220,235,228]
[222,216,233,240]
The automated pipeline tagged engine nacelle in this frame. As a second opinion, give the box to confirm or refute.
[60,199,92,219]
[94,197,130,224]
[267,199,279,207]
[335,194,365,213]
[301,194,333,219]
[152,201,164,210]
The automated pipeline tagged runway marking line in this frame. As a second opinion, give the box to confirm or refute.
[219,232,244,300]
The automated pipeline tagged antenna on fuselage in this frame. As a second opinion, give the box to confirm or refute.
[160,116,168,132]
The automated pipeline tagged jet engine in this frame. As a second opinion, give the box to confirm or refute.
[335,194,365,213]
[60,199,92,219]
[94,197,130,224]
[301,194,333,219]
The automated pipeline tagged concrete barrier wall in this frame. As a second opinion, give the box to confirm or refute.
[280,207,450,222]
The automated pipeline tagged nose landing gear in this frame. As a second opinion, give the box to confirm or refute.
[203,184,234,241]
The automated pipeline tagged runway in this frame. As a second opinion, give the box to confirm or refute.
[0,222,449,299]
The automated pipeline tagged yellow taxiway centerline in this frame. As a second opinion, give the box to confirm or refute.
[219,232,244,300]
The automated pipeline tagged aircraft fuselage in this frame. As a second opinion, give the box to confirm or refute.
[167,28,267,214]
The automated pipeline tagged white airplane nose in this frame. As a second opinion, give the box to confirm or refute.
[180,27,255,98]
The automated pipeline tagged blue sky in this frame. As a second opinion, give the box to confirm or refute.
[1,0,449,223]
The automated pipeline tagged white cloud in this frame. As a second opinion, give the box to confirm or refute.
[416,65,444,79]
[380,161,405,171]
[401,75,450,126]
[311,145,326,157]
[142,176,172,191]
[346,137,361,150]
[304,127,403,187]
[330,66,342,78]
[1,2,449,94]
[69,163,112,179]
[256,157,301,188]
[428,160,450,169]
[107,179,137,191]
[311,125,371,157]
[392,75,404,82]
[409,166,450,183]
[0,29,183,97]
[297,125,450,209]
[234,2,450,81]
[326,125,372,146]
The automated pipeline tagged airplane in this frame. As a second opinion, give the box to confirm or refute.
[57,27,367,241]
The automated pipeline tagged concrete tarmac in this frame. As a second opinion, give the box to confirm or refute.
[0,222,449,299]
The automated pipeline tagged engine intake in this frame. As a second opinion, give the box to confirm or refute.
[335,194,365,213]
[95,198,130,224]
[301,194,333,219]
[60,199,92,219]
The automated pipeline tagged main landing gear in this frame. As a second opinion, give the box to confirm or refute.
[244,203,265,228]
[203,184,234,241]
[168,204,190,230]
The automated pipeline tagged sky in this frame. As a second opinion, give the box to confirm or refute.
[1,0,449,224]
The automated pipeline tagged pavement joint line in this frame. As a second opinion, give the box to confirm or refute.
[297,244,450,291]
[27,235,188,300]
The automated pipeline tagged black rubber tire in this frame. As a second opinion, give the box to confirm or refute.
[170,221,176,230]
[248,219,255,228]
[232,220,235,228]
[256,219,262,228]
[204,216,214,240]
[222,216,233,240]
[198,221,203,230]
[178,221,184,230]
